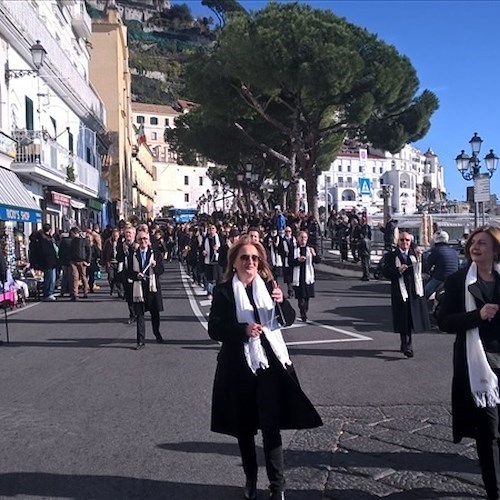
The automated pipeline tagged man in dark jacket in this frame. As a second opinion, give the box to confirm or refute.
[57,232,73,297]
[383,231,430,357]
[424,230,460,299]
[380,217,398,252]
[38,223,59,301]
[69,227,91,301]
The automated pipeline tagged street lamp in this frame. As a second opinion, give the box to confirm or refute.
[5,40,47,81]
[455,132,499,227]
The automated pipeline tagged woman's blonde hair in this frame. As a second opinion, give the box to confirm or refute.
[223,236,274,282]
[465,225,500,263]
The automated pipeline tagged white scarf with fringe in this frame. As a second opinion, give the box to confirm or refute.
[292,246,315,286]
[132,250,157,302]
[395,253,424,301]
[465,262,500,408]
[232,274,291,374]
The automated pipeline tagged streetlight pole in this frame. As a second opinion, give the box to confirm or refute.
[455,132,499,228]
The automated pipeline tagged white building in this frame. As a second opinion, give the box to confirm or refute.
[0,0,109,269]
[131,102,215,216]
[317,141,446,216]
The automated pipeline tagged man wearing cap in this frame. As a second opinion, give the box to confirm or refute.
[424,230,460,299]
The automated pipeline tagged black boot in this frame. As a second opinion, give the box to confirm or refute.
[244,478,257,500]
[269,491,285,500]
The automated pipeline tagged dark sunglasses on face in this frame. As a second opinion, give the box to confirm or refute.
[139,237,149,241]
[239,254,260,263]
[399,238,411,242]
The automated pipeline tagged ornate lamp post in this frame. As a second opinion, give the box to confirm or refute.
[5,40,47,81]
[455,132,498,228]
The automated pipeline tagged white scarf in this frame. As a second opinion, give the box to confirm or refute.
[292,246,315,286]
[395,254,424,301]
[204,233,220,264]
[232,274,291,374]
[465,262,500,408]
[132,250,157,302]
[268,234,283,267]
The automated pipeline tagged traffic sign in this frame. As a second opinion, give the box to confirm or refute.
[474,174,490,203]
[359,178,371,195]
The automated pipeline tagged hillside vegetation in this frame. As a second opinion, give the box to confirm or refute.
[87,1,216,104]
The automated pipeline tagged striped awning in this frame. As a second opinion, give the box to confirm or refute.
[0,167,41,223]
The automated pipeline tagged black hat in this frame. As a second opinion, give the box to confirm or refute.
[228,228,240,238]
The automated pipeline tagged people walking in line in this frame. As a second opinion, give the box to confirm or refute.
[264,227,283,278]
[282,226,297,299]
[203,224,221,300]
[69,227,91,301]
[128,229,165,349]
[424,230,460,299]
[293,230,317,322]
[437,226,500,500]
[383,231,429,357]
[118,225,137,324]
[208,237,322,500]
[102,228,124,298]
[218,227,239,274]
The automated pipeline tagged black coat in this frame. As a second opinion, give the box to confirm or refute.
[127,247,164,313]
[208,279,323,437]
[426,243,460,282]
[383,249,430,334]
[437,266,500,443]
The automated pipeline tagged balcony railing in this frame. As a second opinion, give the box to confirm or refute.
[11,130,99,197]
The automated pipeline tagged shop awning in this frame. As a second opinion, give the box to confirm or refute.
[0,167,42,223]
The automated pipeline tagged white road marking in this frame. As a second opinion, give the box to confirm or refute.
[180,264,373,344]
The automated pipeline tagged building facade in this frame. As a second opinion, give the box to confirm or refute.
[131,102,213,216]
[0,0,109,271]
[317,141,446,216]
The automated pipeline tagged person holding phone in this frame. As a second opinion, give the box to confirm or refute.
[208,237,322,500]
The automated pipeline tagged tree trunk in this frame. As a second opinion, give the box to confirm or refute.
[304,162,319,221]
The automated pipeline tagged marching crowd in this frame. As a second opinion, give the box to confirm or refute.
[8,207,500,500]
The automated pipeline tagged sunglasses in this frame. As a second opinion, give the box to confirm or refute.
[239,254,260,263]
[138,237,149,241]
[399,238,411,242]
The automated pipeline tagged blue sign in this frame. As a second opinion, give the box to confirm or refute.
[359,178,371,195]
[0,204,42,223]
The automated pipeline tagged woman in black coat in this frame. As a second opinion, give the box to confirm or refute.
[438,226,500,500]
[208,237,322,500]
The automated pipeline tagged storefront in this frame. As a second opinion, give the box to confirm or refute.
[0,167,42,272]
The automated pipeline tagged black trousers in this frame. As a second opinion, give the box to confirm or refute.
[135,303,161,345]
[475,404,500,499]
[236,367,286,493]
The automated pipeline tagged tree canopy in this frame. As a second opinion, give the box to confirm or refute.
[171,2,439,216]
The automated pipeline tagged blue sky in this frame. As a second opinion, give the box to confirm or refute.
[174,0,500,200]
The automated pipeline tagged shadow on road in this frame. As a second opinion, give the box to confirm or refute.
[289,347,403,362]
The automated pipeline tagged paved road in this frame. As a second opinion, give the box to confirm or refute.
[0,262,486,499]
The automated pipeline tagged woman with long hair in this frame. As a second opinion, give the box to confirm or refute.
[208,237,322,500]
[438,226,500,499]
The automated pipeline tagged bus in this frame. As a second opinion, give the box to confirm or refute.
[167,207,198,224]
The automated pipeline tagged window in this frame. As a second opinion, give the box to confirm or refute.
[199,177,203,186]
[347,165,351,172]
[347,177,352,183]
[151,131,157,140]
[150,117,158,125]
[25,96,34,130]
[68,131,74,154]
[338,165,342,172]
[184,193,189,202]
[165,118,170,126]
[136,116,145,124]
[184,175,189,185]
[325,176,331,186]
[338,176,343,183]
